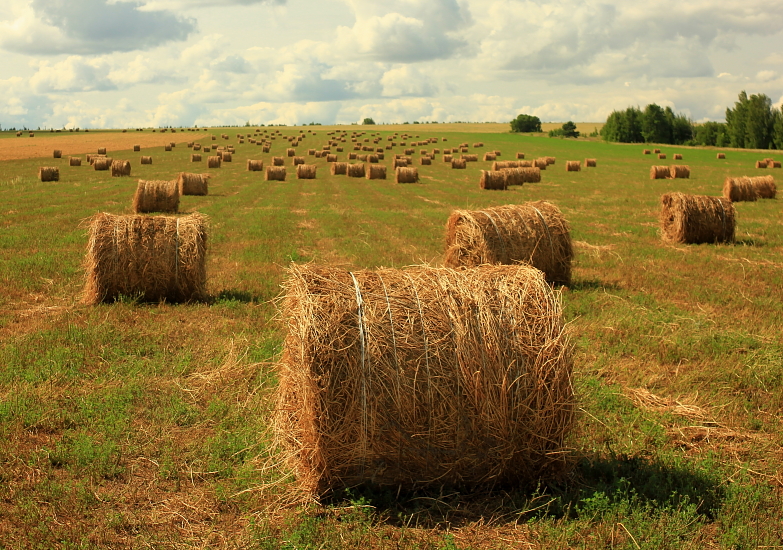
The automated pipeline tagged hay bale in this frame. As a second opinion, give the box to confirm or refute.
[533,158,547,170]
[717,153,726,159]
[504,167,541,185]
[191,154,201,162]
[207,156,221,168]
[462,154,478,162]
[658,153,667,159]
[585,159,597,167]
[69,157,82,167]
[565,161,581,172]
[165,145,172,152]
[94,158,112,171]
[38,167,59,182]
[650,166,669,179]
[443,154,453,163]
[266,166,287,181]
[192,144,201,151]
[368,154,379,163]
[653,149,661,154]
[134,145,141,152]
[643,150,651,155]
[673,154,682,160]
[483,153,496,161]
[287,148,296,157]
[756,160,768,169]
[53,150,62,159]
[516,152,525,159]
[177,173,209,196]
[111,160,132,177]
[140,156,153,165]
[723,176,776,202]
[420,157,432,165]
[395,167,419,183]
[451,158,467,169]
[83,212,207,304]
[445,202,572,284]
[331,162,347,176]
[221,152,232,162]
[479,170,507,190]
[670,165,690,179]
[769,161,782,169]
[660,193,735,244]
[273,156,285,166]
[347,163,366,178]
[247,159,264,171]
[98,147,107,155]
[366,165,386,180]
[133,179,179,213]
[274,263,574,495]
[296,164,317,179]
[293,156,306,166]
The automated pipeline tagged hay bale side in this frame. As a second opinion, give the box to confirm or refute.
[444,202,573,284]
[347,163,366,178]
[479,170,507,190]
[650,166,669,179]
[273,157,284,166]
[516,152,525,159]
[286,148,296,157]
[98,147,107,155]
[69,157,82,167]
[274,263,574,495]
[660,192,735,244]
[94,158,112,171]
[585,159,597,167]
[134,145,141,152]
[207,156,221,168]
[177,173,209,196]
[221,152,232,162]
[462,154,478,162]
[326,154,338,162]
[331,162,347,175]
[565,161,581,172]
[717,153,726,159]
[420,157,432,165]
[367,165,386,180]
[396,167,419,183]
[266,166,287,181]
[670,165,690,179]
[53,150,62,159]
[483,153,496,161]
[533,158,547,170]
[723,176,776,201]
[451,158,466,169]
[132,180,179,213]
[643,149,651,155]
[39,167,59,182]
[141,156,153,165]
[111,160,132,177]
[296,164,317,179]
[503,167,541,185]
[247,159,264,171]
[673,154,682,160]
[83,212,207,304]
[293,156,306,166]
[191,154,201,162]
[769,161,782,169]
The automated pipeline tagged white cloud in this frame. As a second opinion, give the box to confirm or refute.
[29,56,116,92]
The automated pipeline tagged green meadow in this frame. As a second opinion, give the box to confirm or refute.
[1,125,781,549]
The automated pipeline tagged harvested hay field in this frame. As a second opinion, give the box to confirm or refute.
[723,175,776,201]
[132,179,179,213]
[275,263,574,495]
[444,201,573,284]
[83,212,208,304]
[660,192,735,244]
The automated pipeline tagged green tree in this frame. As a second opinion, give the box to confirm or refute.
[561,121,579,138]
[362,117,375,125]
[510,114,542,133]
[773,106,783,150]
[744,93,774,149]
[726,91,749,148]
[642,103,671,144]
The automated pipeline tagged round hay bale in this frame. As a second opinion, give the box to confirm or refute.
[164,145,172,152]
[191,154,202,162]
[755,160,767,169]
[368,154,379,163]
[516,152,525,159]
[366,165,386,180]
[565,161,581,172]
[287,148,296,157]
[533,158,547,170]
[203,146,210,152]
[207,156,221,168]
[650,166,669,179]
[337,147,344,153]
[93,158,112,171]
[445,202,572,284]
[660,192,735,244]
[274,263,574,495]
[404,148,414,155]
[139,155,153,165]
[69,157,82,167]
[673,154,682,160]
[585,159,597,167]
[134,145,141,152]
[480,170,507,190]
[98,147,107,155]
[347,163,366,178]
[178,173,209,196]
[420,157,432,165]
[266,166,287,181]
[769,161,782,169]
[723,176,776,202]
[221,152,232,162]
[545,157,556,165]
[133,179,179,213]
[443,154,453,163]
[111,160,132,177]
[83,212,207,304]
[53,150,62,159]
[451,158,467,169]
[273,156,285,166]
[296,164,317,179]
[462,154,478,162]
[247,159,264,171]
[483,152,496,161]
[38,167,59,182]
[212,136,217,140]
[716,153,726,159]
[504,167,541,185]
[293,156,306,166]
[658,153,667,159]
[331,162,348,175]
[653,149,661,154]
[395,167,419,183]
[670,165,690,179]
[643,149,651,155]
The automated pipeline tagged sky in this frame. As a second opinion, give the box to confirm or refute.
[1,0,782,129]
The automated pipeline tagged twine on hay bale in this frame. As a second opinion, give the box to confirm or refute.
[207,156,221,168]
[94,158,112,171]
[480,170,507,190]
[191,154,201,162]
[133,179,179,213]
[177,173,209,196]
[396,167,419,183]
[273,156,285,166]
[69,157,82,167]
[451,158,467,169]
[565,161,581,172]
[670,165,690,179]
[366,165,386,180]
[83,212,207,304]
[503,167,541,185]
[723,176,776,202]
[111,160,131,177]
[331,162,347,175]
[266,166,287,181]
[347,163,366,178]
[53,150,62,159]
[444,201,573,285]
[39,167,59,182]
[660,193,735,244]
[247,159,264,171]
[274,263,575,495]
[585,159,597,168]
[296,164,317,179]
[650,166,669,179]
[717,153,726,159]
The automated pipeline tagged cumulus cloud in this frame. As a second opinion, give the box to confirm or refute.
[29,56,116,92]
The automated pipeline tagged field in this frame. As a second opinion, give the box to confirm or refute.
[1,124,781,549]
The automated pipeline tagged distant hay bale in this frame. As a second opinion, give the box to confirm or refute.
[443,154,453,163]
[296,164,317,179]
[247,159,264,171]
[94,158,112,171]
[723,176,776,202]
[660,192,735,244]
[111,160,132,177]
[565,161,581,172]
[287,148,296,157]
[462,154,478,162]
[545,157,556,165]
[653,149,661,154]
[191,154,201,162]
[69,157,82,167]
[393,159,408,169]
[207,156,222,168]
[585,159,597,167]
[366,164,386,180]
[444,201,573,285]
[98,147,107,155]
[187,142,194,148]
[83,212,207,304]
[308,149,316,155]
[533,158,548,170]
[331,162,348,175]
[658,153,666,159]
[38,167,59,182]
[273,156,285,166]
[420,157,432,165]
[451,158,467,169]
[404,148,414,155]
[293,156,306,166]
[377,153,384,160]
[347,163,366,178]
[134,145,141,152]
[670,165,690,179]
[266,166,287,181]
[473,142,484,147]
[504,167,541,185]
[516,152,525,159]
[141,156,153,165]
[643,150,651,155]
[177,173,209,196]
[479,170,507,190]
[368,155,379,163]
[165,145,172,152]
[769,161,782,168]
[673,154,682,160]
[756,161,767,169]
[483,153,496,161]
[221,152,232,162]
[716,153,726,159]
[650,166,670,179]
[133,179,179,213]
[53,150,62,159]
[395,167,419,183]
[274,262,574,495]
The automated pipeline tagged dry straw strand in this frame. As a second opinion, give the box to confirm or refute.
[660,192,735,244]
[132,179,180,213]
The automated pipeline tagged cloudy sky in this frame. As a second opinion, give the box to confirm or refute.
[1,0,782,129]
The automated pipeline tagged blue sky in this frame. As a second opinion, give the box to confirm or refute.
[1,0,782,128]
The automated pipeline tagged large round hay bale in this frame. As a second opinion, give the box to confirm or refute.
[479,170,507,190]
[177,173,209,196]
[769,161,782,169]
[483,152,496,161]
[274,263,574,495]
[673,154,682,160]
[756,160,768,169]
[326,154,338,162]
[533,158,547,170]
[164,145,172,152]
[193,144,202,151]
[723,176,776,201]
[191,154,201,162]
[133,179,179,213]
[565,161,581,172]
[331,162,347,175]
[451,158,466,169]
[296,164,317,179]
[69,157,82,167]
[247,159,264,171]
[39,167,59,182]
[670,165,690,179]
[516,152,525,159]
[444,201,573,284]
[650,166,669,179]
[207,156,221,168]
[140,156,153,165]
[443,154,453,163]
[660,193,735,244]
[94,158,112,171]
[265,166,287,181]
[111,160,131,177]
[395,166,419,183]
[653,149,661,154]
[658,153,667,159]
[420,157,431,165]
[366,164,386,180]
[83,212,207,304]
[286,148,296,157]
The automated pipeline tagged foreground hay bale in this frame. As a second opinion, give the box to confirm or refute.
[39,167,59,182]
[331,162,347,175]
[660,193,735,244]
[83,212,207,304]
[347,163,366,178]
[396,166,419,183]
[565,161,581,172]
[69,157,82,167]
[296,164,317,179]
[479,170,507,190]
[274,263,574,495]
[177,173,209,196]
[266,166,286,181]
[247,159,264,171]
[670,165,690,179]
[723,176,776,202]
[366,164,386,180]
[650,166,669,179]
[207,156,221,168]
[133,179,179,213]
[444,202,573,284]
[111,160,132,177]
